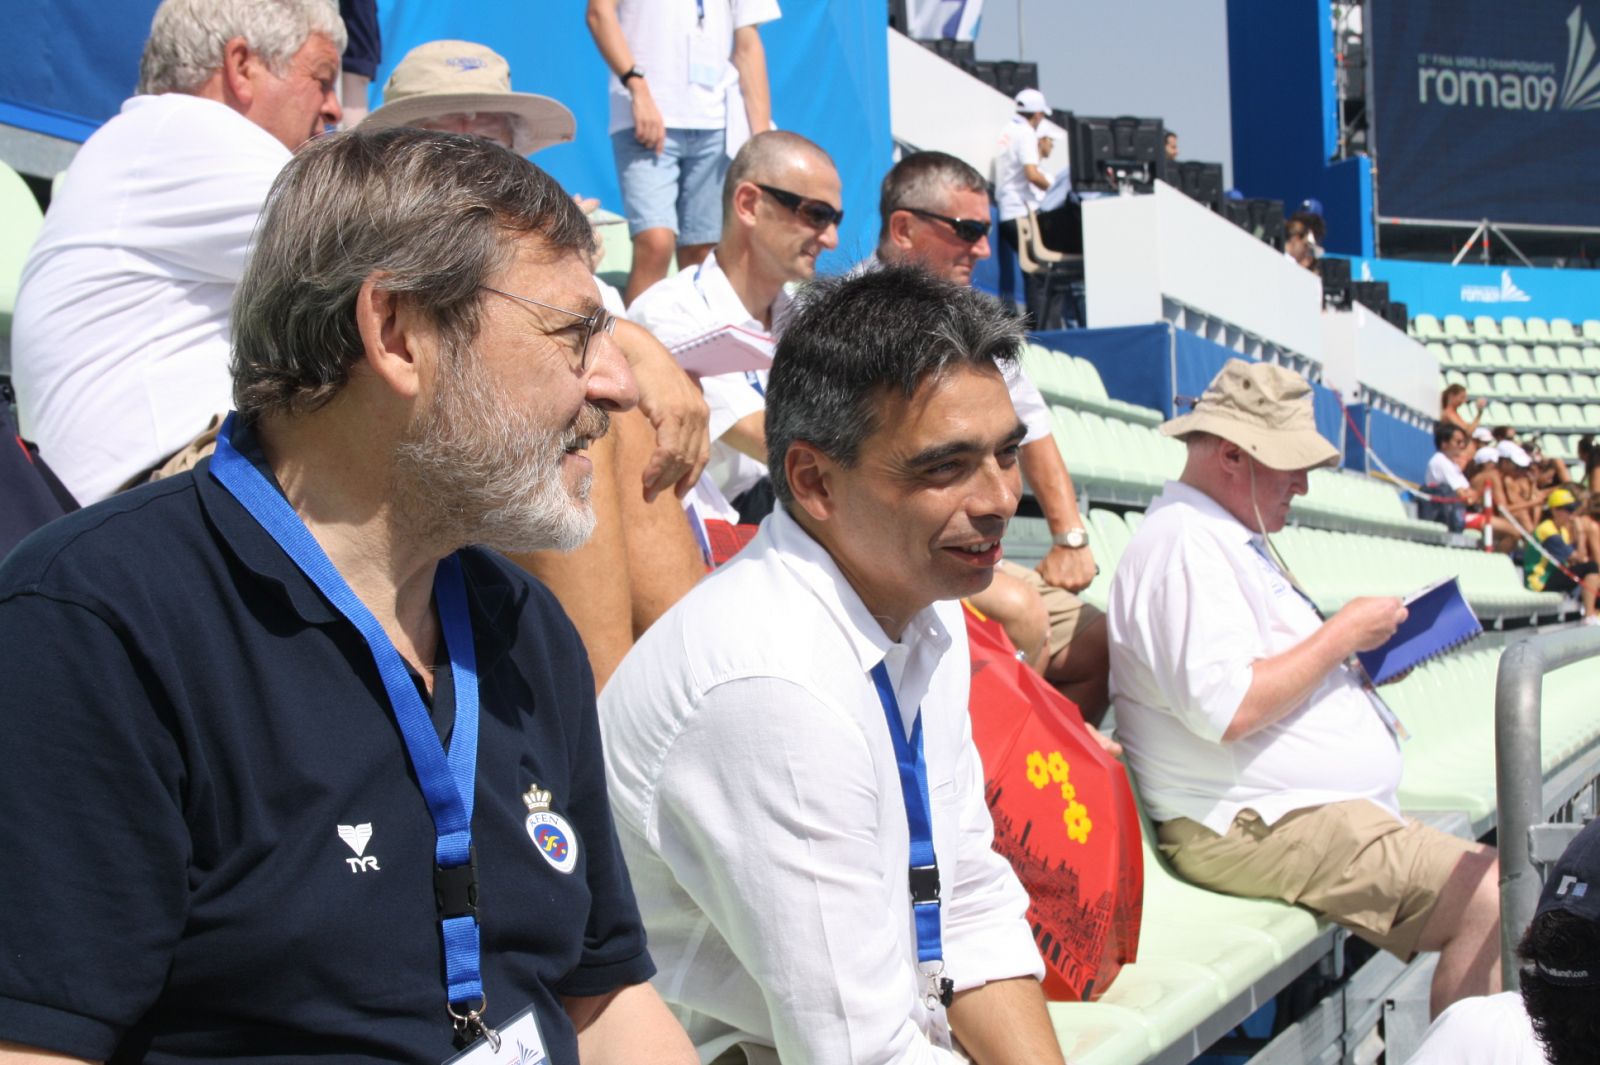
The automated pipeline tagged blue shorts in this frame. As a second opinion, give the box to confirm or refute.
[611,127,728,246]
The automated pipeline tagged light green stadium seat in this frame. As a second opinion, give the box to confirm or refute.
[1123,510,1144,534]
[1443,369,1467,389]
[1559,405,1588,430]
[1534,402,1560,428]
[1585,320,1600,343]
[1491,371,1520,398]
[1546,374,1574,399]
[1074,357,1110,403]
[1587,403,1600,426]
[1476,343,1506,369]
[1558,345,1586,370]
[1525,317,1551,340]
[1500,316,1527,341]
[1510,401,1537,426]
[0,159,45,338]
[1533,344,1560,369]
[1484,400,1515,424]
[1472,314,1502,340]
[1584,349,1600,371]
[1425,341,1450,367]
[1551,318,1578,341]
[1505,344,1534,368]
[1020,344,1067,400]
[1451,342,1480,368]
[1467,371,1494,397]
[1443,314,1473,339]
[1519,373,1548,399]
[1412,313,1443,339]
[1573,375,1598,399]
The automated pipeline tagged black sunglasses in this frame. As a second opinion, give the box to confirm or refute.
[895,206,989,244]
[755,184,844,230]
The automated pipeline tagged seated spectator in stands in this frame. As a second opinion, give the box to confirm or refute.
[1500,443,1547,532]
[994,88,1054,326]
[1109,359,1501,1018]
[1295,199,1327,243]
[629,131,840,531]
[0,127,693,1065]
[1528,439,1574,492]
[1284,216,1318,272]
[1442,383,1487,436]
[1421,422,1514,549]
[1523,487,1600,624]
[1410,815,1600,1064]
[1578,434,1600,491]
[1164,129,1179,162]
[360,39,712,686]
[871,150,1108,719]
[11,0,345,505]
[1466,444,1518,553]
[602,266,1065,1065]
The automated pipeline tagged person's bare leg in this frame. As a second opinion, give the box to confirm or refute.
[507,430,635,692]
[1043,613,1111,726]
[968,569,1048,670]
[614,409,705,636]
[625,227,678,306]
[1581,573,1600,617]
[675,242,714,270]
[1414,846,1501,1017]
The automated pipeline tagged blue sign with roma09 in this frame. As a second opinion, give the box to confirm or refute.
[1368,1,1600,229]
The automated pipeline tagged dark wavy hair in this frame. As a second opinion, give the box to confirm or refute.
[1518,910,1600,1064]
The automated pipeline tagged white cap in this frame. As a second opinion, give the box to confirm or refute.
[1014,88,1050,114]
[1474,445,1501,465]
[1498,440,1533,467]
[1472,426,1494,443]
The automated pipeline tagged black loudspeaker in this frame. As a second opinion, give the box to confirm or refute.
[1384,300,1409,330]
[1320,256,1353,309]
[1248,199,1286,247]
[1223,197,1253,230]
[1177,161,1223,210]
[1351,280,1390,314]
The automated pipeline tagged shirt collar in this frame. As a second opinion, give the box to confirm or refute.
[763,506,951,675]
[1149,479,1257,546]
[696,249,792,337]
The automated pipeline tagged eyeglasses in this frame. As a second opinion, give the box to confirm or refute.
[894,206,989,244]
[755,184,844,230]
[481,286,617,372]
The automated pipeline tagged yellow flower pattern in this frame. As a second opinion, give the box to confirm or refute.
[1025,749,1092,844]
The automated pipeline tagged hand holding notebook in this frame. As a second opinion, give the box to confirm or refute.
[1355,577,1483,685]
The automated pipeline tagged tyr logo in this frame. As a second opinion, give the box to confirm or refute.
[338,823,381,873]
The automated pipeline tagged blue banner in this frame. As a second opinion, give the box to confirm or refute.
[1368,0,1600,228]
[1338,255,1600,325]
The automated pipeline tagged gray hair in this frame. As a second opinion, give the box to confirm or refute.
[138,0,347,95]
[231,126,593,420]
[721,129,833,221]
[877,151,988,244]
[765,264,1024,505]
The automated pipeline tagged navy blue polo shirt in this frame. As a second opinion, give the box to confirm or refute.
[0,430,653,1063]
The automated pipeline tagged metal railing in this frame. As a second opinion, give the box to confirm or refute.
[1494,625,1600,989]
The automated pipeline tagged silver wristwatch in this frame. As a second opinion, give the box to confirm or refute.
[1052,527,1091,549]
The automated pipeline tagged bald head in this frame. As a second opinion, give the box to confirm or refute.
[722,130,837,221]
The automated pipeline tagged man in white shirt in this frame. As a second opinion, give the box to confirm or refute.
[872,150,1108,719]
[1108,358,1501,1018]
[629,130,839,536]
[994,88,1053,326]
[11,0,346,504]
[601,265,1064,1065]
[586,0,779,304]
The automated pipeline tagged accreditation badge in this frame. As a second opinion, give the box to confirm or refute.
[442,1003,547,1065]
[522,783,579,874]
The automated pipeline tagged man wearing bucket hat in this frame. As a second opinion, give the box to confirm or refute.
[1108,358,1501,1017]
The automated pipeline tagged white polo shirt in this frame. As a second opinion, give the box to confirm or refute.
[993,114,1042,223]
[600,507,1042,1063]
[607,0,781,135]
[1107,480,1403,834]
[11,94,289,504]
[629,250,782,517]
[1425,450,1470,492]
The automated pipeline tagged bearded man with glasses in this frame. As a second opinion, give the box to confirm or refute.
[629,130,841,538]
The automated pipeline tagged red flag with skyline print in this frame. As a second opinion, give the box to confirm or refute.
[964,604,1142,1001]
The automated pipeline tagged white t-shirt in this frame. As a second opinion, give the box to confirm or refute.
[11,94,289,504]
[994,114,1042,223]
[1407,992,1549,1065]
[607,0,782,135]
[1108,480,1405,833]
[1425,450,1470,492]
[601,507,1042,1063]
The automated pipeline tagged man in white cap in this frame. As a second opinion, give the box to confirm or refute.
[993,87,1054,325]
[1108,358,1501,1018]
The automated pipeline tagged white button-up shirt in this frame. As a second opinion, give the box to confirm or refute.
[994,114,1042,223]
[601,507,1042,1063]
[629,251,783,519]
[1107,480,1403,834]
[1425,450,1470,492]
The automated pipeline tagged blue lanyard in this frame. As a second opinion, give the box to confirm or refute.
[869,661,954,1008]
[210,414,488,1022]
[695,0,705,26]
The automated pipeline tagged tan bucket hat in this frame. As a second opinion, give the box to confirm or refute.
[1160,358,1341,471]
[360,40,576,157]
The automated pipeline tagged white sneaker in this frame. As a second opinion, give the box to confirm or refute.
[1583,615,1600,627]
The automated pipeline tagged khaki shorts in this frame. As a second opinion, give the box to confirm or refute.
[997,560,1103,660]
[1156,801,1483,959]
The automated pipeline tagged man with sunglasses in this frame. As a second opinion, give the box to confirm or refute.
[869,151,1109,721]
[629,130,841,534]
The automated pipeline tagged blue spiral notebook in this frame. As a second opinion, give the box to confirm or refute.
[1356,577,1483,685]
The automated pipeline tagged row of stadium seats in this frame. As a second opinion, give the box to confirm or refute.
[1413,312,1600,345]
[1445,395,1600,435]
[1018,344,1164,427]
[1445,370,1600,403]
[1429,341,1600,372]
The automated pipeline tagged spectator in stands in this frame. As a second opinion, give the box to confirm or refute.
[994,88,1054,325]
[1109,359,1501,1018]
[1528,439,1574,492]
[1284,216,1318,272]
[1522,487,1600,624]
[1578,434,1600,491]
[1410,815,1600,1064]
[1421,421,1514,549]
[1442,382,1487,436]
[872,150,1109,719]
[359,38,713,687]
[629,131,840,532]
[602,265,1065,1065]
[1295,199,1327,243]
[1164,129,1179,162]
[10,0,345,506]
[585,0,778,305]
[1500,442,1546,533]
[1466,443,1518,553]
[0,128,695,1064]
